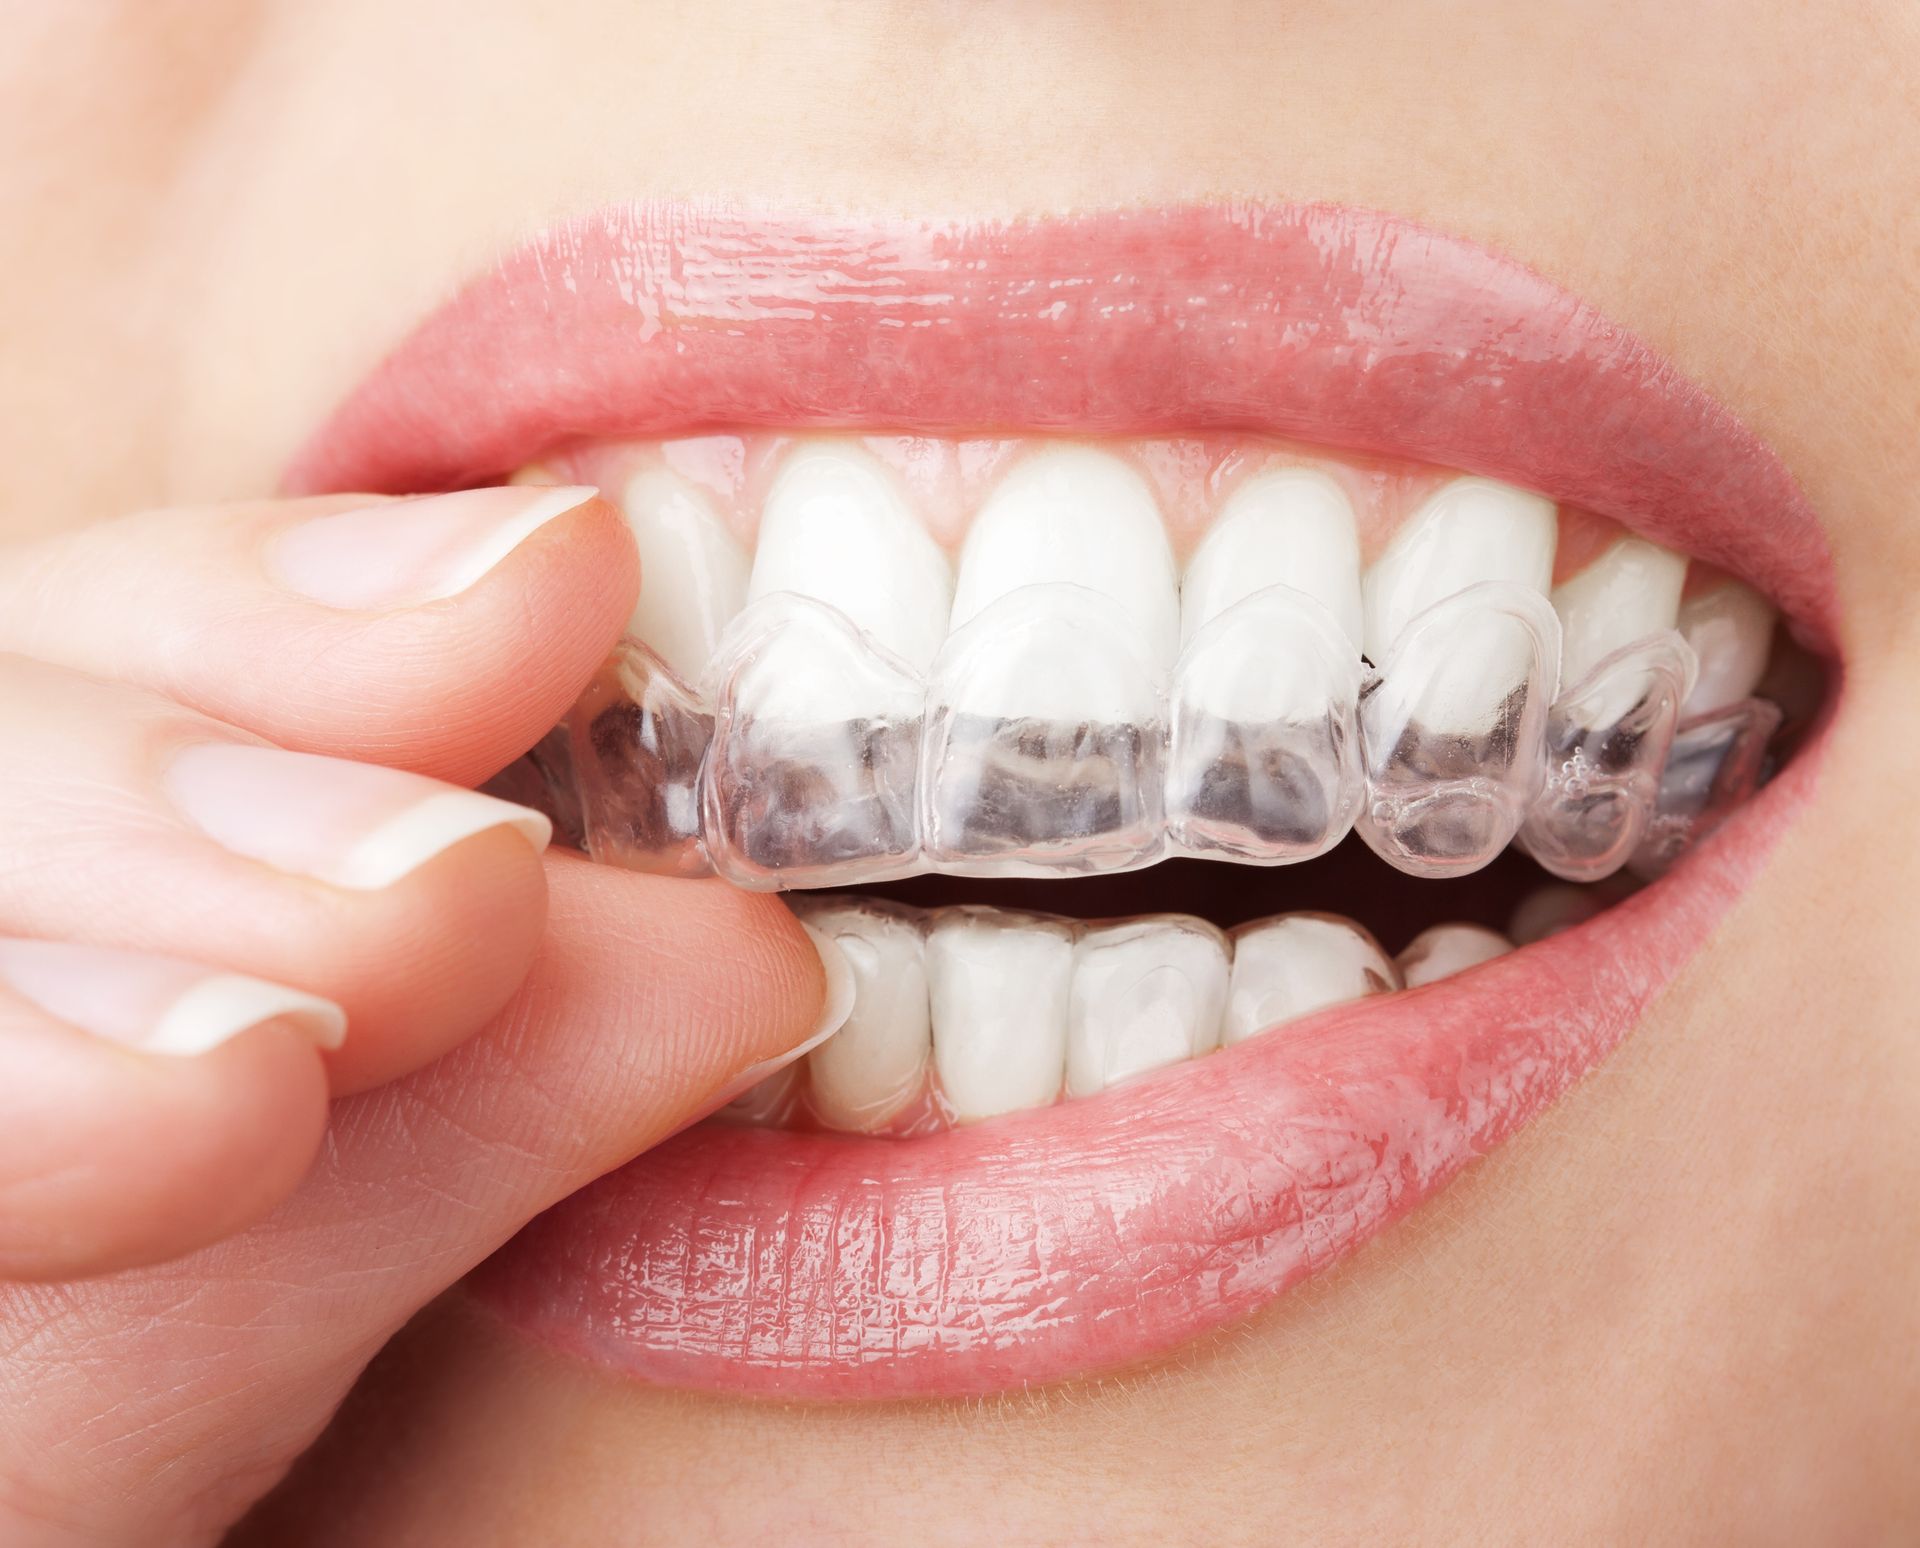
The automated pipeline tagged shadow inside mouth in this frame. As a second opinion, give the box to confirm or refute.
[846,839,1581,954]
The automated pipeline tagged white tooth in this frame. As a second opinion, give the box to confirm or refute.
[795,899,932,1131]
[749,442,954,673]
[1065,917,1229,1097]
[950,445,1180,668]
[1362,477,1557,664]
[1677,580,1775,717]
[1551,537,1688,689]
[1181,469,1363,649]
[926,909,1072,1121]
[1222,913,1400,1046]
[1396,923,1514,988]
[616,468,751,684]
[1507,883,1605,944]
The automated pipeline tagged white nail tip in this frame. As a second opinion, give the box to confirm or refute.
[439,485,600,599]
[149,975,348,1055]
[334,790,553,890]
[710,923,858,1105]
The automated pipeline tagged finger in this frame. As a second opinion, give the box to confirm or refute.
[0,485,636,786]
[0,655,552,1093]
[0,857,842,1540]
[0,938,339,1279]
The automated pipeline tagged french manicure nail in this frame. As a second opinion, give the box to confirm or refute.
[270,485,599,610]
[165,743,552,890]
[708,924,858,1109]
[0,938,346,1055]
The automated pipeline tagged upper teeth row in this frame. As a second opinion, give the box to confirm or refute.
[542,440,1779,886]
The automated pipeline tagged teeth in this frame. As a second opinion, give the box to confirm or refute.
[1361,477,1558,666]
[570,641,714,875]
[1396,923,1514,988]
[1164,586,1363,863]
[749,443,954,673]
[1181,470,1363,648]
[1355,478,1561,879]
[616,468,752,684]
[926,909,1073,1122]
[1065,917,1229,1097]
[1551,537,1688,691]
[1519,631,1694,882]
[794,898,931,1131]
[1509,882,1608,944]
[1677,580,1775,717]
[1222,913,1400,1046]
[1628,696,1783,878]
[948,446,1181,668]
[921,584,1165,876]
[704,595,923,887]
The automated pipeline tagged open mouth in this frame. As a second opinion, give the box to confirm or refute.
[290,202,1836,1400]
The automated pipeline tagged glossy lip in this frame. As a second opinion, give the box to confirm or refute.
[292,202,1836,1398]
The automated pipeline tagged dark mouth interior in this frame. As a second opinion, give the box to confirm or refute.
[848,840,1598,952]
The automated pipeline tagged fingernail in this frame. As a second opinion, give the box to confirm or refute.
[165,743,552,890]
[0,938,346,1055]
[710,923,858,1105]
[269,485,599,610]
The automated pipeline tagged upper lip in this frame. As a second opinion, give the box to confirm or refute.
[288,199,1835,651]
[290,200,1836,1399]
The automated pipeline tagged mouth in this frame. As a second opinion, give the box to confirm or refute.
[289,202,1837,1401]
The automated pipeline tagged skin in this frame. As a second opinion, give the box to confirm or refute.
[2,1,1917,1543]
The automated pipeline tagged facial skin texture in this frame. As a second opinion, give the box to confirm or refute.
[5,2,1918,1543]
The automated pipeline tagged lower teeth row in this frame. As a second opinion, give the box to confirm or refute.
[537,580,1780,888]
[732,898,1517,1132]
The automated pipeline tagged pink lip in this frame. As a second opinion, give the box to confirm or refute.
[295,202,1835,1398]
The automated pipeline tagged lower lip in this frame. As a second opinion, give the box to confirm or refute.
[470,745,1817,1399]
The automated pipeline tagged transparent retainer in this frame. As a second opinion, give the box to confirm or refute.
[1519,631,1698,884]
[529,582,1776,890]
[1355,582,1562,880]
[1627,695,1784,880]
[1165,584,1364,865]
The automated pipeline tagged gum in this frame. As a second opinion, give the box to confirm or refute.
[551,583,1774,888]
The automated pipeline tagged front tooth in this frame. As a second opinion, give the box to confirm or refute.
[1508,882,1607,944]
[1181,469,1363,648]
[795,898,931,1132]
[749,442,954,673]
[1222,913,1401,1046]
[948,445,1181,668]
[1677,580,1775,717]
[616,468,752,684]
[1550,537,1688,690]
[1357,478,1561,878]
[1396,923,1514,988]
[1065,917,1228,1097]
[926,909,1073,1121]
[1361,477,1557,665]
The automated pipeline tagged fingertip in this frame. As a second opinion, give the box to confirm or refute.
[0,1010,330,1279]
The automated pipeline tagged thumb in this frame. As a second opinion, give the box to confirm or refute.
[0,855,847,1546]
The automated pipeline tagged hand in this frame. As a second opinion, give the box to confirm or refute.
[0,487,833,1546]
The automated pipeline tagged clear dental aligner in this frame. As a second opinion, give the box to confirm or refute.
[723,896,1528,1133]
[544,435,1786,890]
